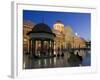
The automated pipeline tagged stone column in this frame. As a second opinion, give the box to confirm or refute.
[28,39,30,53]
[32,39,36,57]
[48,40,50,57]
[50,40,53,56]
[29,39,32,57]
[40,40,44,57]
[31,40,33,57]
[52,40,54,56]
[50,40,52,56]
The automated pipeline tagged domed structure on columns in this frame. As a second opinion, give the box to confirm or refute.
[27,23,56,58]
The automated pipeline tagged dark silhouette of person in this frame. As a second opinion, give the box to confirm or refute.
[76,52,83,61]
[57,47,60,57]
[61,52,64,57]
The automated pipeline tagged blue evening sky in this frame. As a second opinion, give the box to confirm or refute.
[23,10,91,40]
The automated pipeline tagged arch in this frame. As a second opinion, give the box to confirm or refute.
[74,50,80,55]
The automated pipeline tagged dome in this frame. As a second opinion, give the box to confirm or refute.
[32,23,52,33]
[27,23,56,37]
[53,21,64,32]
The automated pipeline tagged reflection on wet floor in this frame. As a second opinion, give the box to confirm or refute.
[23,50,91,69]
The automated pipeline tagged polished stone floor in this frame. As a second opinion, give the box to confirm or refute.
[23,50,91,69]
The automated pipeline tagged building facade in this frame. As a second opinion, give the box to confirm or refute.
[52,21,86,51]
[23,20,86,55]
[23,21,34,54]
[53,21,65,51]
